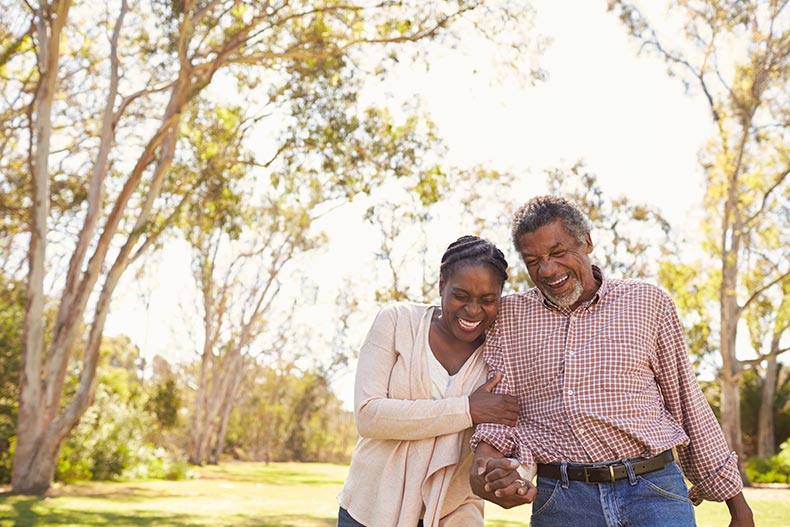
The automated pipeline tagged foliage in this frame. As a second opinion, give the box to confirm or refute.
[746,440,790,484]
[146,379,182,430]
[223,363,356,463]
[56,337,186,483]
[360,164,526,306]
[545,162,673,280]
[740,366,790,456]
[0,275,23,483]
[5,0,542,493]
[608,0,790,474]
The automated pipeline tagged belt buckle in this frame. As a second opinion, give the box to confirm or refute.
[584,464,616,483]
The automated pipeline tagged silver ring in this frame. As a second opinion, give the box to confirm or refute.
[514,478,527,487]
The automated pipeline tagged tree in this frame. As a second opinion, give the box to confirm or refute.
[7,0,539,494]
[609,0,790,479]
[0,274,24,483]
[743,276,790,456]
[175,90,444,465]
[545,162,673,280]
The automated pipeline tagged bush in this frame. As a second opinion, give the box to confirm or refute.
[746,440,790,484]
[56,441,94,483]
[121,446,192,481]
[0,436,15,483]
[56,380,189,483]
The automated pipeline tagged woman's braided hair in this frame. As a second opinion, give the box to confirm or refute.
[439,235,509,285]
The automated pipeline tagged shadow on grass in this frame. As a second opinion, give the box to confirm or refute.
[10,497,39,527]
[48,484,195,501]
[2,507,338,527]
[245,515,336,527]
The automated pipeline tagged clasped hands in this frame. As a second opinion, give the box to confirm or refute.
[470,442,537,509]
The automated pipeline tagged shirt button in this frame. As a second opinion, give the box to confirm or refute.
[568,351,575,356]
[567,389,574,395]
[578,428,586,434]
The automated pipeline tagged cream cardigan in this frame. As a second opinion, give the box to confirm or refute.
[337,302,488,527]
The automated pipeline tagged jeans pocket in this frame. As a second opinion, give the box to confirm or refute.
[531,477,562,518]
[637,463,693,505]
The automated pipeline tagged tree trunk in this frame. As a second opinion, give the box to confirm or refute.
[187,351,211,465]
[12,0,72,496]
[10,417,67,495]
[208,360,243,465]
[719,197,747,482]
[757,356,778,457]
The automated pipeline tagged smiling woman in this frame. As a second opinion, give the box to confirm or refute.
[336,235,519,527]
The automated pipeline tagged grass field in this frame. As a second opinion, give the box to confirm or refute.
[1,462,788,526]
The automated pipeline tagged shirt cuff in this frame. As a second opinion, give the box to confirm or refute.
[470,426,517,458]
[687,452,744,505]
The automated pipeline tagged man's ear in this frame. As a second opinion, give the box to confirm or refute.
[584,233,593,254]
[438,278,445,295]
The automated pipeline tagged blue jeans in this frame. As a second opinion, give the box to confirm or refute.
[530,461,696,527]
[337,507,425,527]
[337,507,365,527]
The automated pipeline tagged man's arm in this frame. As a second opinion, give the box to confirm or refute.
[725,492,754,527]
[652,291,753,526]
[469,442,536,509]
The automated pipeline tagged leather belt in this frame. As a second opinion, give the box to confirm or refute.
[537,449,675,483]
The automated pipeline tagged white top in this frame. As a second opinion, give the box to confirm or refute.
[426,320,458,399]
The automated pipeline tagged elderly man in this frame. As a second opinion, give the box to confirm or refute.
[469,195,753,527]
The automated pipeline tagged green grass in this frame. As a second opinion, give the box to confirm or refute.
[1,462,788,526]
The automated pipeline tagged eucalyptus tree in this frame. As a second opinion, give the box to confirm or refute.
[6,0,539,494]
[545,162,674,281]
[743,274,790,456]
[609,0,790,477]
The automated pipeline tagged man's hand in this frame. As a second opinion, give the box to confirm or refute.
[468,371,519,426]
[726,492,754,527]
[469,442,536,509]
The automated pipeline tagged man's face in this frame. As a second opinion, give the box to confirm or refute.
[516,219,595,309]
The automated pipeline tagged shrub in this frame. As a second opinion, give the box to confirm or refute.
[746,440,790,484]
[56,380,189,483]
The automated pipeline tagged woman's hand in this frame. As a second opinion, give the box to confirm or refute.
[468,371,519,426]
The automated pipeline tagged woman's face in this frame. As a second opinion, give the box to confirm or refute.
[438,262,503,344]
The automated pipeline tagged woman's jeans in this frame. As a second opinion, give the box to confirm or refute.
[530,462,696,527]
[337,507,366,527]
[337,507,425,527]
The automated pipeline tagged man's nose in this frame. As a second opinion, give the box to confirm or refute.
[536,257,560,276]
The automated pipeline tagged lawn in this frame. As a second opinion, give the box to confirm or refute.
[1,462,788,526]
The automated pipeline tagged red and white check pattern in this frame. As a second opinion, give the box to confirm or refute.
[471,267,743,504]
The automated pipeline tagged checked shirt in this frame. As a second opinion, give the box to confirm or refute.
[471,267,743,504]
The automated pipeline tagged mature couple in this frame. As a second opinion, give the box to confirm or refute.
[336,195,754,527]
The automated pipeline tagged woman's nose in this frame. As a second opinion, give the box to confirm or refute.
[465,301,482,315]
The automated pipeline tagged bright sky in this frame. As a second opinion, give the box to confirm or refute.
[106,1,714,404]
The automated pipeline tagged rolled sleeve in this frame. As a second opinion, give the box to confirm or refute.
[687,452,744,505]
[470,423,517,457]
[652,293,745,504]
